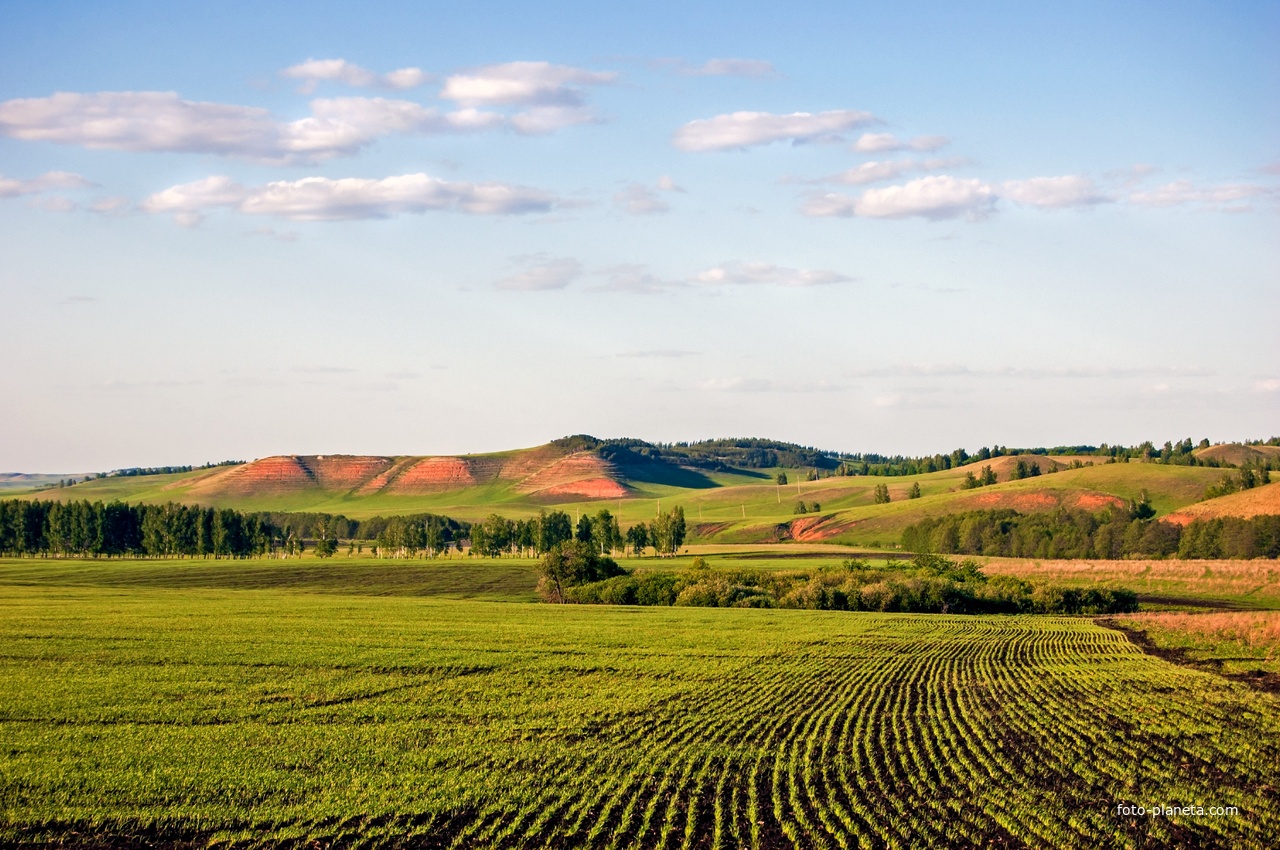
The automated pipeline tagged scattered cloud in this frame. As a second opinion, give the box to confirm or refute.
[681,58,777,78]
[804,175,997,220]
[852,132,949,153]
[281,58,428,93]
[656,175,685,192]
[0,170,93,197]
[673,109,878,152]
[1126,179,1271,210]
[802,157,966,186]
[495,256,582,291]
[0,91,502,164]
[694,261,852,287]
[1256,378,1280,393]
[142,173,557,225]
[440,62,615,134]
[613,183,669,215]
[804,173,1116,219]
[1000,175,1112,209]
[441,61,615,106]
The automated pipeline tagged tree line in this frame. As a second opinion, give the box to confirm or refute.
[901,508,1280,560]
[0,499,469,559]
[0,498,692,560]
[1,499,279,558]
[469,507,686,558]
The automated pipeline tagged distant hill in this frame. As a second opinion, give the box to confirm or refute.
[0,473,83,492]
[10,439,1276,546]
[1193,443,1280,467]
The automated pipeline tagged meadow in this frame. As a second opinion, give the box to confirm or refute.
[3,557,1280,847]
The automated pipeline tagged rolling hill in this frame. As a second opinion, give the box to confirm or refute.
[14,438,1271,546]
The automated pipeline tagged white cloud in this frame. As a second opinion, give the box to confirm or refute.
[613,183,669,215]
[656,175,685,192]
[694,261,851,287]
[281,58,428,93]
[439,62,615,135]
[851,132,949,153]
[508,105,600,134]
[0,170,92,197]
[441,61,615,106]
[672,109,878,152]
[1256,378,1280,393]
[804,175,997,220]
[815,157,965,186]
[285,97,502,156]
[1127,179,1271,209]
[1000,175,1111,208]
[683,58,776,77]
[0,91,501,163]
[495,257,582,291]
[142,173,557,224]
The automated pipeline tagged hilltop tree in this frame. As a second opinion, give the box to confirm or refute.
[981,465,998,486]
[874,484,891,504]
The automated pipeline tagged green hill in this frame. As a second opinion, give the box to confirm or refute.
[13,439,1244,547]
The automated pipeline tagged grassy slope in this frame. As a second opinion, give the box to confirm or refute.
[3,573,1280,846]
[1117,610,1280,679]
[11,459,1230,546]
[1166,480,1280,523]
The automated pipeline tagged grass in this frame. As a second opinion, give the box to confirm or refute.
[1116,611,1280,678]
[982,558,1280,610]
[3,558,1280,847]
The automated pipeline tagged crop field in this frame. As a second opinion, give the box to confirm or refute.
[4,561,1280,848]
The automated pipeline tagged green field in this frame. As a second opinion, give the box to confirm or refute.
[3,558,1280,847]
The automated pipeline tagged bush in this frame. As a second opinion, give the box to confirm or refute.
[551,554,1141,615]
[537,541,626,602]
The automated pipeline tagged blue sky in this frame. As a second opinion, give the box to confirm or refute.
[2,0,1277,470]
